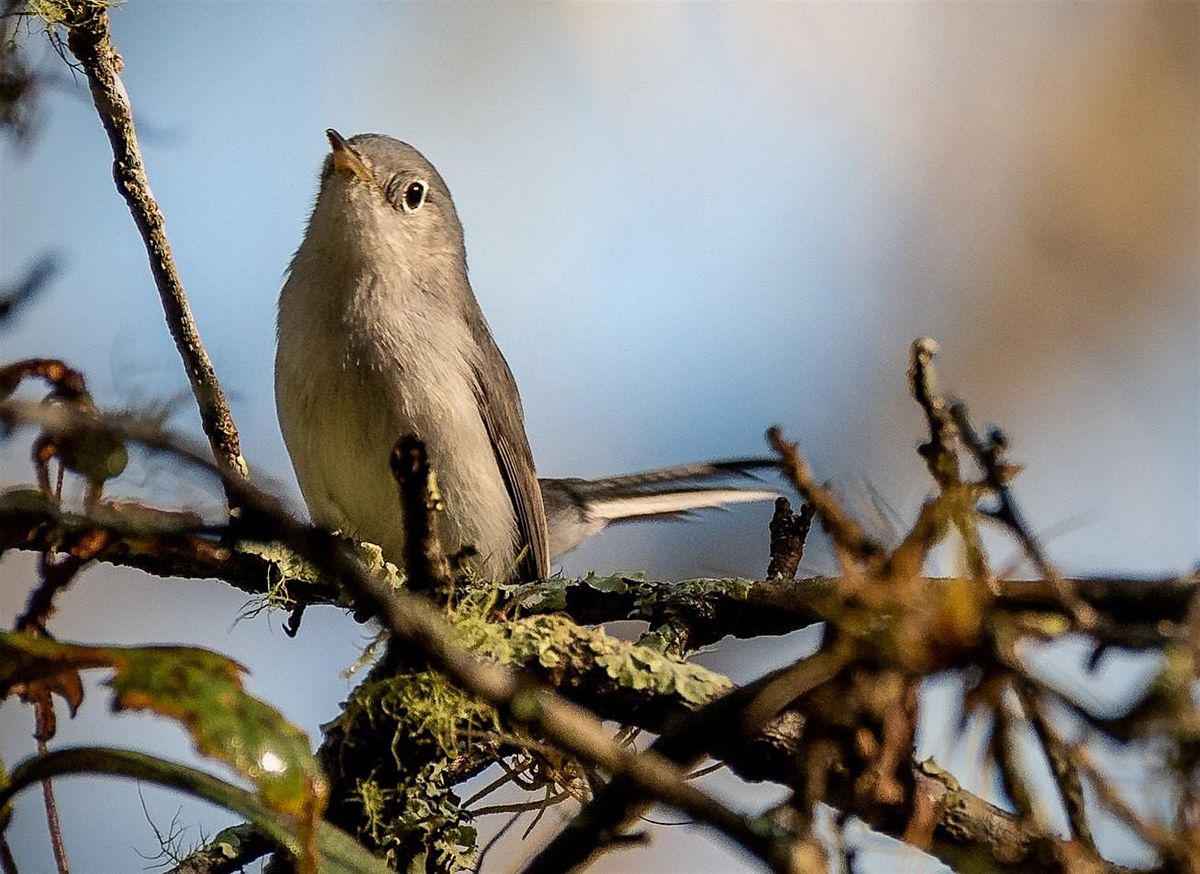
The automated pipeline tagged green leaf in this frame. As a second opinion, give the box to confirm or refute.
[0,746,391,874]
[0,633,324,821]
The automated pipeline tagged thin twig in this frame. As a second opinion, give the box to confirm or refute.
[991,690,1035,823]
[469,794,569,818]
[0,836,18,874]
[907,338,987,579]
[522,647,850,874]
[35,731,68,874]
[1070,744,1173,853]
[1013,683,1097,857]
[16,541,97,633]
[766,426,882,565]
[61,7,245,487]
[160,823,273,874]
[471,809,524,874]
[949,402,1096,630]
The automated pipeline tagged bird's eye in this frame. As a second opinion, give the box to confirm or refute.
[403,180,427,212]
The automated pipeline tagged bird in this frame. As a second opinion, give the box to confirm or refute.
[275,130,775,583]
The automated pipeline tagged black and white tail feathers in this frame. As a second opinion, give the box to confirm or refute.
[539,458,779,560]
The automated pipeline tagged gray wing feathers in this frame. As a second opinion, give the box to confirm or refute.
[467,312,550,581]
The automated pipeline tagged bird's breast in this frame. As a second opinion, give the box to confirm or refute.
[275,273,519,578]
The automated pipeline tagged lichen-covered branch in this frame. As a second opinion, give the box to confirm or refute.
[2,488,1195,654]
[315,599,737,869]
[165,824,271,874]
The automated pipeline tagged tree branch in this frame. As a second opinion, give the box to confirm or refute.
[61,7,245,485]
[165,824,271,874]
[1,491,1194,653]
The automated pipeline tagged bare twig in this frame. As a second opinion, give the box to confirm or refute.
[992,690,1036,823]
[25,698,69,874]
[767,426,883,565]
[61,7,245,486]
[767,496,814,580]
[389,435,453,599]
[949,402,1097,630]
[15,534,103,632]
[37,737,68,874]
[1013,682,1097,857]
[0,254,57,327]
[0,836,18,874]
[908,338,986,579]
[522,647,850,874]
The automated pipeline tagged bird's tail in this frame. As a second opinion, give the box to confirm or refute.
[541,458,780,558]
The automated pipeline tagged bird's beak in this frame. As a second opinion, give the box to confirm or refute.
[326,129,372,183]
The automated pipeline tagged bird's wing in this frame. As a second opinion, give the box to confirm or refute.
[467,312,550,581]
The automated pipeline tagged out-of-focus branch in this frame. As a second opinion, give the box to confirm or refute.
[950,401,1097,630]
[523,646,852,874]
[389,435,452,599]
[909,338,987,579]
[767,426,883,565]
[164,824,271,874]
[0,254,58,327]
[1014,682,1097,856]
[60,6,246,485]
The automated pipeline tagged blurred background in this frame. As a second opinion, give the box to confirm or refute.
[1,3,1196,872]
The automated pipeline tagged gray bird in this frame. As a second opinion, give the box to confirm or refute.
[276,131,775,582]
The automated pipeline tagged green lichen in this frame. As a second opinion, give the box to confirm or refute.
[22,0,117,26]
[917,756,961,792]
[328,582,733,870]
[353,764,476,873]
[454,594,733,707]
[339,668,501,762]
[237,538,404,612]
[508,573,758,625]
[629,576,756,621]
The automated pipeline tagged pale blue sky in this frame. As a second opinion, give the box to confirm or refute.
[2,3,1196,872]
